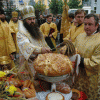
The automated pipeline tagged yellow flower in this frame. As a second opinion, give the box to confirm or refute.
[0,71,6,78]
[5,85,17,95]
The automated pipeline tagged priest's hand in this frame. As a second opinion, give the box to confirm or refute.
[41,47,52,54]
[9,54,14,60]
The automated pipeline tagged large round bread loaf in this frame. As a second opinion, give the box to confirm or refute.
[34,53,72,76]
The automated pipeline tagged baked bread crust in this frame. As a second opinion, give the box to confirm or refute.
[46,92,64,100]
[56,82,71,94]
[34,53,72,76]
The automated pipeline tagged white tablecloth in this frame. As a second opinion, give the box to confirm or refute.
[36,90,72,100]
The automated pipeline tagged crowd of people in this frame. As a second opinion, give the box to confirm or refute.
[0,4,100,100]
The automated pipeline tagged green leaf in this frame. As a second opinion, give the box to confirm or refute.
[67,0,83,9]
[49,0,64,15]
[33,0,46,14]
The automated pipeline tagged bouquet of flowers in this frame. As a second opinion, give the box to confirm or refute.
[0,71,25,100]
[0,69,37,100]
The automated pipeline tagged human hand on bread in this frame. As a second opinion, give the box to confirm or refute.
[41,47,52,54]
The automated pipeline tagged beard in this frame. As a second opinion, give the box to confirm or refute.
[23,21,42,40]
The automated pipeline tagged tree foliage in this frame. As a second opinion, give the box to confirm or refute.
[67,0,83,9]
[49,0,64,15]
[0,1,3,9]
[29,0,35,6]
[33,0,46,14]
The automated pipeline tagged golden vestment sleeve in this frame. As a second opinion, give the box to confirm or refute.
[71,25,85,42]
[84,44,100,72]
[17,32,42,60]
[9,20,18,33]
[6,26,16,54]
[9,24,15,33]
[63,31,71,41]
[7,21,14,33]
[64,24,84,43]
[9,20,19,53]
[40,24,48,37]
[2,25,16,55]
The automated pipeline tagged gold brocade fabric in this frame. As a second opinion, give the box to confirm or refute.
[64,24,85,44]
[0,20,9,27]
[70,22,74,28]
[0,24,7,56]
[0,20,16,68]
[9,20,19,53]
[9,20,18,33]
[73,67,99,100]
[60,3,70,38]
[74,32,100,99]
[0,20,16,56]
[40,22,58,49]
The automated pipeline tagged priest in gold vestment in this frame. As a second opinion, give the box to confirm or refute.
[40,15,58,51]
[9,11,19,53]
[74,14,100,99]
[64,9,85,44]
[17,6,52,83]
[0,9,16,65]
